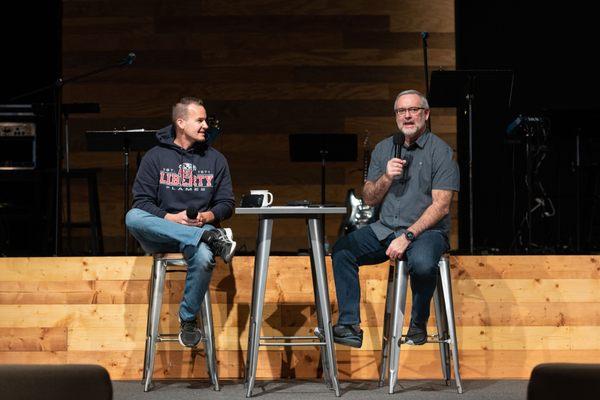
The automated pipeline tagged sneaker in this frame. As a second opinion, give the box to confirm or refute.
[209,228,237,263]
[332,324,363,348]
[404,321,427,346]
[178,318,202,348]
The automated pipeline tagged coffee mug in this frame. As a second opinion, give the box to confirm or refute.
[250,190,273,207]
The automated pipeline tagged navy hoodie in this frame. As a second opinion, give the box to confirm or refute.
[131,125,235,222]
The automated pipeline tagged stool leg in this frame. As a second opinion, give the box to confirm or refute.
[378,262,395,387]
[308,250,332,389]
[439,258,463,394]
[200,290,220,391]
[141,257,157,384]
[308,217,340,397]
[388,260,408,394]
[246,218,273,398]
[143,258,166,392]
[244,236,261,389]
[433,279,451,385]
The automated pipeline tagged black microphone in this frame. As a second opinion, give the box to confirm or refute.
[393,133,411,182]
[393,133,405,159]
[186,207,198,220]
[123,52,136,66]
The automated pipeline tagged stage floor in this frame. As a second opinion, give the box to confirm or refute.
[113,379,528,400]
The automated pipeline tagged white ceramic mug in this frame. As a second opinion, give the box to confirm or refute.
[250,190,273,207]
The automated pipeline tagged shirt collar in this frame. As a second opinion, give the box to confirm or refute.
[405,130,430,149]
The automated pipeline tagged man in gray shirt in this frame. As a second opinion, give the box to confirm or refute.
[331,90,460,348]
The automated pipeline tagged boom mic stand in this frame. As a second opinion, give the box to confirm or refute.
[10,52,136,255]
[421,31,432,132]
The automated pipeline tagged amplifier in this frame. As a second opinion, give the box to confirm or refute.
[0,106,37,170]
[0,122,37,170]
[0,122,36,137]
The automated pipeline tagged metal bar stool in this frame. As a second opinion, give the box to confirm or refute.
[379,256,463,394]
[142,253,220,392]
[63,168,104,255]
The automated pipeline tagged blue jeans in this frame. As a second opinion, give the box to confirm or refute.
[125,208,216,322]
[332,226,448,326]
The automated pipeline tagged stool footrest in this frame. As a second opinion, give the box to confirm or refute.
[156,337,179,343]
[261,335,318,340]
[156,334,208,344]
[260,342,326,347]
[399,337,452,345]
[259,335,326,347]
[165,268,187,273]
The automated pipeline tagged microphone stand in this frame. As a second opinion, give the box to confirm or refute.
[10,53,135,255]
[466,76,475,254]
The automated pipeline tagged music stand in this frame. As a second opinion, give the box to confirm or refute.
[289,133,357,205]
[429,69,514,253]
[289,133,357,252]
[86,129,157,255]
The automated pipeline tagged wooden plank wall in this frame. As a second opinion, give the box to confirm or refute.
[61,0,457,254]
[1,255,599,380]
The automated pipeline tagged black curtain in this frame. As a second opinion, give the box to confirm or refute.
[455,1,599,253]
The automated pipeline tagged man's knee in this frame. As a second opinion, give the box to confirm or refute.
[408,253,439,279]
[332,235,357,268]
[125,208,147,229]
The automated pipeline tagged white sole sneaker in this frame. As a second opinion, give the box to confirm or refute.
[220,228,237,263]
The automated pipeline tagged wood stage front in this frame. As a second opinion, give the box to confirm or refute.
[1,256,599,380]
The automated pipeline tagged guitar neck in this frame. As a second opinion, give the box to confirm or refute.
[362,145,370,183]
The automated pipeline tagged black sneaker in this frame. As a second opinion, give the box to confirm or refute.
[332,324,363,348]
[179,318,202,348]
[209,228,237,263]
[404,321,427,346]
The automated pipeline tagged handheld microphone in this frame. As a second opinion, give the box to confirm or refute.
[392,133,412,182]
[393,133,405,159]
[186,207,198,220]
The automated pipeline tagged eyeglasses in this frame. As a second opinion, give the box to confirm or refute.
[394,107,426,116]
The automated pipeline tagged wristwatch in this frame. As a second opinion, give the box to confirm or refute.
[404,230,416,242]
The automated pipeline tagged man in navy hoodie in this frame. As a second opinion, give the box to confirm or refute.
[126,97,236,347]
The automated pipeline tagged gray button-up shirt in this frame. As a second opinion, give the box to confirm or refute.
[366,131,460,240]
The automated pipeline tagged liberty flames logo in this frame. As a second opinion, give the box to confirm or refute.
[159,163,214,191]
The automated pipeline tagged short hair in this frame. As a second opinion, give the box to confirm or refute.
[394,90,429,110]
[172,97,204,123]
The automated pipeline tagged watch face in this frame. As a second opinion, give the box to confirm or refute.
[405,231,415,241]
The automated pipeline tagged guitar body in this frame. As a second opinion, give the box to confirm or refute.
[340,189,378,235]
[338,132,378,237]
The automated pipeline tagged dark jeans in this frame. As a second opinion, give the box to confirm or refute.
[331,226,448,326]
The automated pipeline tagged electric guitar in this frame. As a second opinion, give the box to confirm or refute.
[339,132,378,235]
